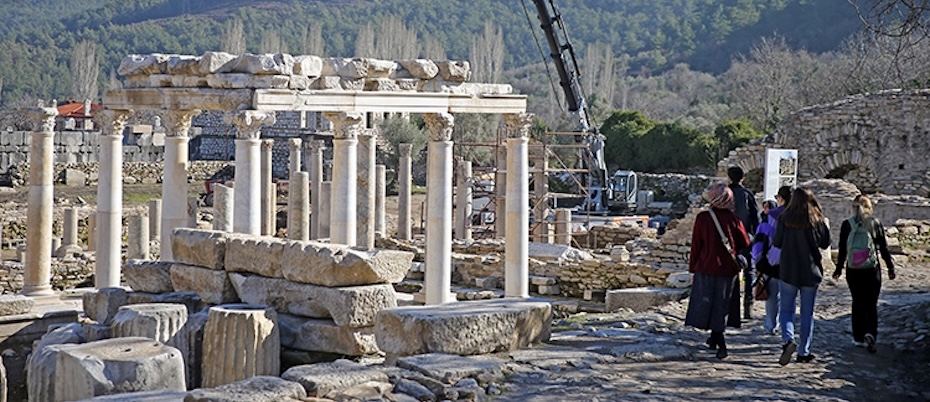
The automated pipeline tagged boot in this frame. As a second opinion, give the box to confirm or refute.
[714,331,728,359]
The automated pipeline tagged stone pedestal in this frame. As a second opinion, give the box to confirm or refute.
[554,208,572,245]
[397,143,413,241]
[309,140,325,240]
[504,113,531,298]
[127,214,150,260]
[161,110,200,261]
[213,184,233,232]
[423,113,454,305]
[148,198,162,241]
[260,139,275,236]
[326,112,363,247]
[288,171,310,240]
[229,111,275,236]
[112,303,191,385]
[357,133,376,249]
[22,102,58,296]
[96,110,130,289]
[455,159,473,241]
[375,164,386,238]
[319,181,331,239]
[201,304,280,388]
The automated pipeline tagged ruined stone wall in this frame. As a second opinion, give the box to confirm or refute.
[7,160,233,187]
[586,222,657,249]
[0,130,165,173]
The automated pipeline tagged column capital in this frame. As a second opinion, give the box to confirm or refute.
[163,109,201,137]
[503,113,533,139]
[398,143,412,157]
[26,100,59,133]
[228,110,276,140]
[310,140,326,152]
[95,109,132,137]
[424,112,454,142]
[323,111,364,140]
[261,139,274,150]
[288,138,302,148]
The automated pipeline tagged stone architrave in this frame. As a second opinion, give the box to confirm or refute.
[288,138,302,176]
[534,158,550,243]
[423,113,455,305]
[309,140,325,240]
[22,101,58,296]
[127,214,150,260]
[455,159,473,241]
[213,184,233,232]
[288,171,310,240]
[357,132,376,249]
[280,241,414,287]
[111,303,191,383]
[228,111,276,236]
[260,139,275,236]
[148,199,162,241]
[96,109,131,289]
[504,113,532,298]
[324,112,363,246]
[554,209,572,246]
[223,233,287,278]
[319,182,331,239]
[397,143,413,241]
[375,164,386,238]
[201,304,280,388]
[161,109,201,261]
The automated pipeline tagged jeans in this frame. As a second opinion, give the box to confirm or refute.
[779,281,818,356]
[764,277,781,333]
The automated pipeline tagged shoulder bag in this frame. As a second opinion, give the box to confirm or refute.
[707,209,749,275]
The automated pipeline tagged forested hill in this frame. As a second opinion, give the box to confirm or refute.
[0,0,861,103]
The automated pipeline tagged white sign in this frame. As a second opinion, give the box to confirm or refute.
[763,148,798,202]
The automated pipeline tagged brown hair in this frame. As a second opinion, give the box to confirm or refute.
[779,187,825,229]
[853,194,874,219]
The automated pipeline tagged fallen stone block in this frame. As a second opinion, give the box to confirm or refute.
[529,275,556,286]
[281,241,414,287]
[281,359,389,397]
[224,234,287,278]
[398,59,439,79]
[28,343,80,402]
[198,51,237,75]
[436,60,470,82]
[124,260,175,293]
[665,271,692,288]
[83,287,130,325]
[395,353,508,384]
[170,263,238,305]
[186,376,306,402]
[293,55,323,77]
[34,322,86,351]
[537,284,561,295]
[474,276,500,289]
[83,323,112,342]
[78,390,187,401]
[118,54,170,76]
[229,53,294,75]
[229,273,396,327]
[605,287,689,313]
[528,242,593,262]
[202,304,280,388]
[375,299,551,359]
[326,380,393,402]
[279,314,379,356]
[170,228,227,270]
[0,294,34,316]
[111,304,190,385]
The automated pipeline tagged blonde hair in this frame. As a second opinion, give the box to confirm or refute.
[853,194,874,219]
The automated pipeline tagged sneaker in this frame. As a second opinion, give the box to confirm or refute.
[797,354,816,363]
[852,340,866,348]
[865,334,876,354]
[779,341,798,366]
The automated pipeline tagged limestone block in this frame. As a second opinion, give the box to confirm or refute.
[201,305,280,388]
[112,304,190,370]
[288,75,313,90]
[186,376,306,402]
[281,359,389,397]
[394,353,507,384]
[223,234,286,278]
[605,287,689,313]
[229,53,294,75]
[314,76,341,90]
[28,343,79,402]
[33,322,85,353]
[228,273,396,327]
[529,276,556,286]
[375,299,551,359]
[183,310,209,390]
[124,260,174,293]
[0,294,33,316]
[475,277,500,289]
[170,228,227,270]
[78,390,187,401]
[281,241,414,287]
[83,287,130,325]
[437,61,471,82]
[293,55,323,77]
[366,58,398,78]
[198,51,238,74]
[537,285,560,295]
[364,78,400,92]
[170,264,238,305]
[398,59,439,79]
[278,314,379,356]
[166,55,202,75]
[395,79,422,91]
[206,73,290,89]
[54,337,186,400]
[62,168,88,186]
[340,78,365,90]
[83,323,112,342]
[118,54,171,76]
[665,272,692,288]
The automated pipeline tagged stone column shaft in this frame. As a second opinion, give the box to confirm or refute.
[424,113,455,305]
[148,199,162,241]
[87,214,96,252]
[504,113,532,298]
[397,144,413,241]
[319,181,331,239]
[23,102,58,296]
[375,164,386,238]
[455,159,473,241]
[534,158,550,243]
[325,112,363,247]
[494,144,507,238]
[229,111,276,236]
[202,304,279,388]
[260,139,275,236]
[357,134,377,249]
[62,207,78,247]
[127,214,150,260]
[554,209,572,246]
[96,110,131,289]
[288,138,302,176]
[288,171,310,240]
[161,110,200,261]
[213,184,233,232]
[309,141,324,240]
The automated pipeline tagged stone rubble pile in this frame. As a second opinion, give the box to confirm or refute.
[586,221,657,249]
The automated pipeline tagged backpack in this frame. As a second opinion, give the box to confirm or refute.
[846,217,877,269]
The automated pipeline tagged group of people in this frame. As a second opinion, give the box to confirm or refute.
[685,167,897,363]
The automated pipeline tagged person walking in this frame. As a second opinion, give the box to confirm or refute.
[752,186,793,336]
[832,194,896,353]
[773,187,831,365]
[727,166,759,322]
[685,183,751,359]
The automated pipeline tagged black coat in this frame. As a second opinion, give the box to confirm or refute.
[773,220,831,287]
[729,183,759,238]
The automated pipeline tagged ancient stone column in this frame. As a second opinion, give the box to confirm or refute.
[201,304,279,388]
[494,142,507,238]
[309,140,325,240]
[534,158,550,243]
[228,111,276,236]
[148,199,162,241]
[555,208,572,246]
[161,110,200,261]
[95,109,131,289]
[22,101,58,296]
[357,132,376,249]
[288,138,302,176]
[260,139,275,236]
[111,303,189,380]
[397,143,413,241]
[423,113,455,305]
[504,113,532,298]
[126,214,150,260]
[62,207,78,248]
[319,181,331,239]
[375,164,386,238]
[87,213,96,252]
[455,159,473,241]
[324,112,362,246]
[288,171,310,240]
[213,184,233,232]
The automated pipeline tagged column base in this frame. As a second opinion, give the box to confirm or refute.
[20,285,55,297]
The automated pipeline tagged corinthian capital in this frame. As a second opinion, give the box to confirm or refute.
[323,111,364,140]
[398,143,412,157]
[503,113,533,139]
[227,110,276,140]
[423,112,454,142]
[27,100,59,133]
[94,109,132,137]
[163,109,202,137]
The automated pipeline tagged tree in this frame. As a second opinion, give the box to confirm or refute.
[373,16,419,59]
[422,37,446,60]
[70,40,99,102]
[469,21,505,83]
[600,110,653,171]
[354,22,374,58]
[300,24,325,56]
[221,18,246,54]
[582,43,616,108]
[711,119,761,163]
[260,29,287,53]
[379,116,427,176]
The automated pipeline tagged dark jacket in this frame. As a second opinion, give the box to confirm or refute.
[773,220,831,287]
[751,205,784,278]
[836,216,894,271]
[729,183,759,238]
[690,208,751,277]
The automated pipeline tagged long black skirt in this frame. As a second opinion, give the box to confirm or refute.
[685,272,736,332]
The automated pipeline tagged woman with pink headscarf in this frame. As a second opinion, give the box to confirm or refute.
[685,182,750,359]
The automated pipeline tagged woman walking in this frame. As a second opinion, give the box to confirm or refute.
[832,195,896,353]
[751,186,792,335]
[773,187,831,365]
[685,183,750,359]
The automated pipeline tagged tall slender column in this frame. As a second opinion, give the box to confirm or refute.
[504,113,532,298]
[319,181,331,239]
[324,112,362,247]
[455,159,473,241]
[357,133,376,249]
[260,139,275,236]
[375,164,386,238]
[213,184,234,232]
[494,143,507,237]
[228,111,276,236]
[22,101,58,296]
[534,157,550,243]
[148,199,162,241]
[288,138,302,176]
[87,214,96,252]
[95,109,131,289]
[423,113,454,305]
[62,207,79,247]
[161,110,200,261]
[309,140,325,240]
[288,171,310,240]
[397,143,412,241]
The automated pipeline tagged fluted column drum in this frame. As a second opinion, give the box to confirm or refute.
[201,304,279,388]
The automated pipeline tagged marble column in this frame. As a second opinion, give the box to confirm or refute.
[504,113,532,298]
[87,214,96,252]
[213,184,233,232]
[161,110,200,261]
[288,138,302,176]
[62,207,78,247]
[397,143,412,241]
[455,159,473,241]
[288,171,310,240]
[324,112,362,247]
[148,199,162,241]
[319,181,331,239]
[260,139,275,236]
[309,140,325,240]
[494,142,507,238]
[534,158,550,243]
[357,133,376,249]
[95,109,131,289]
[375,165,386,238]
[127,214,150,260]
[423,113,455,305]
[228,111,276,236]
[555,208,572,246]
[22,101,58,296]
